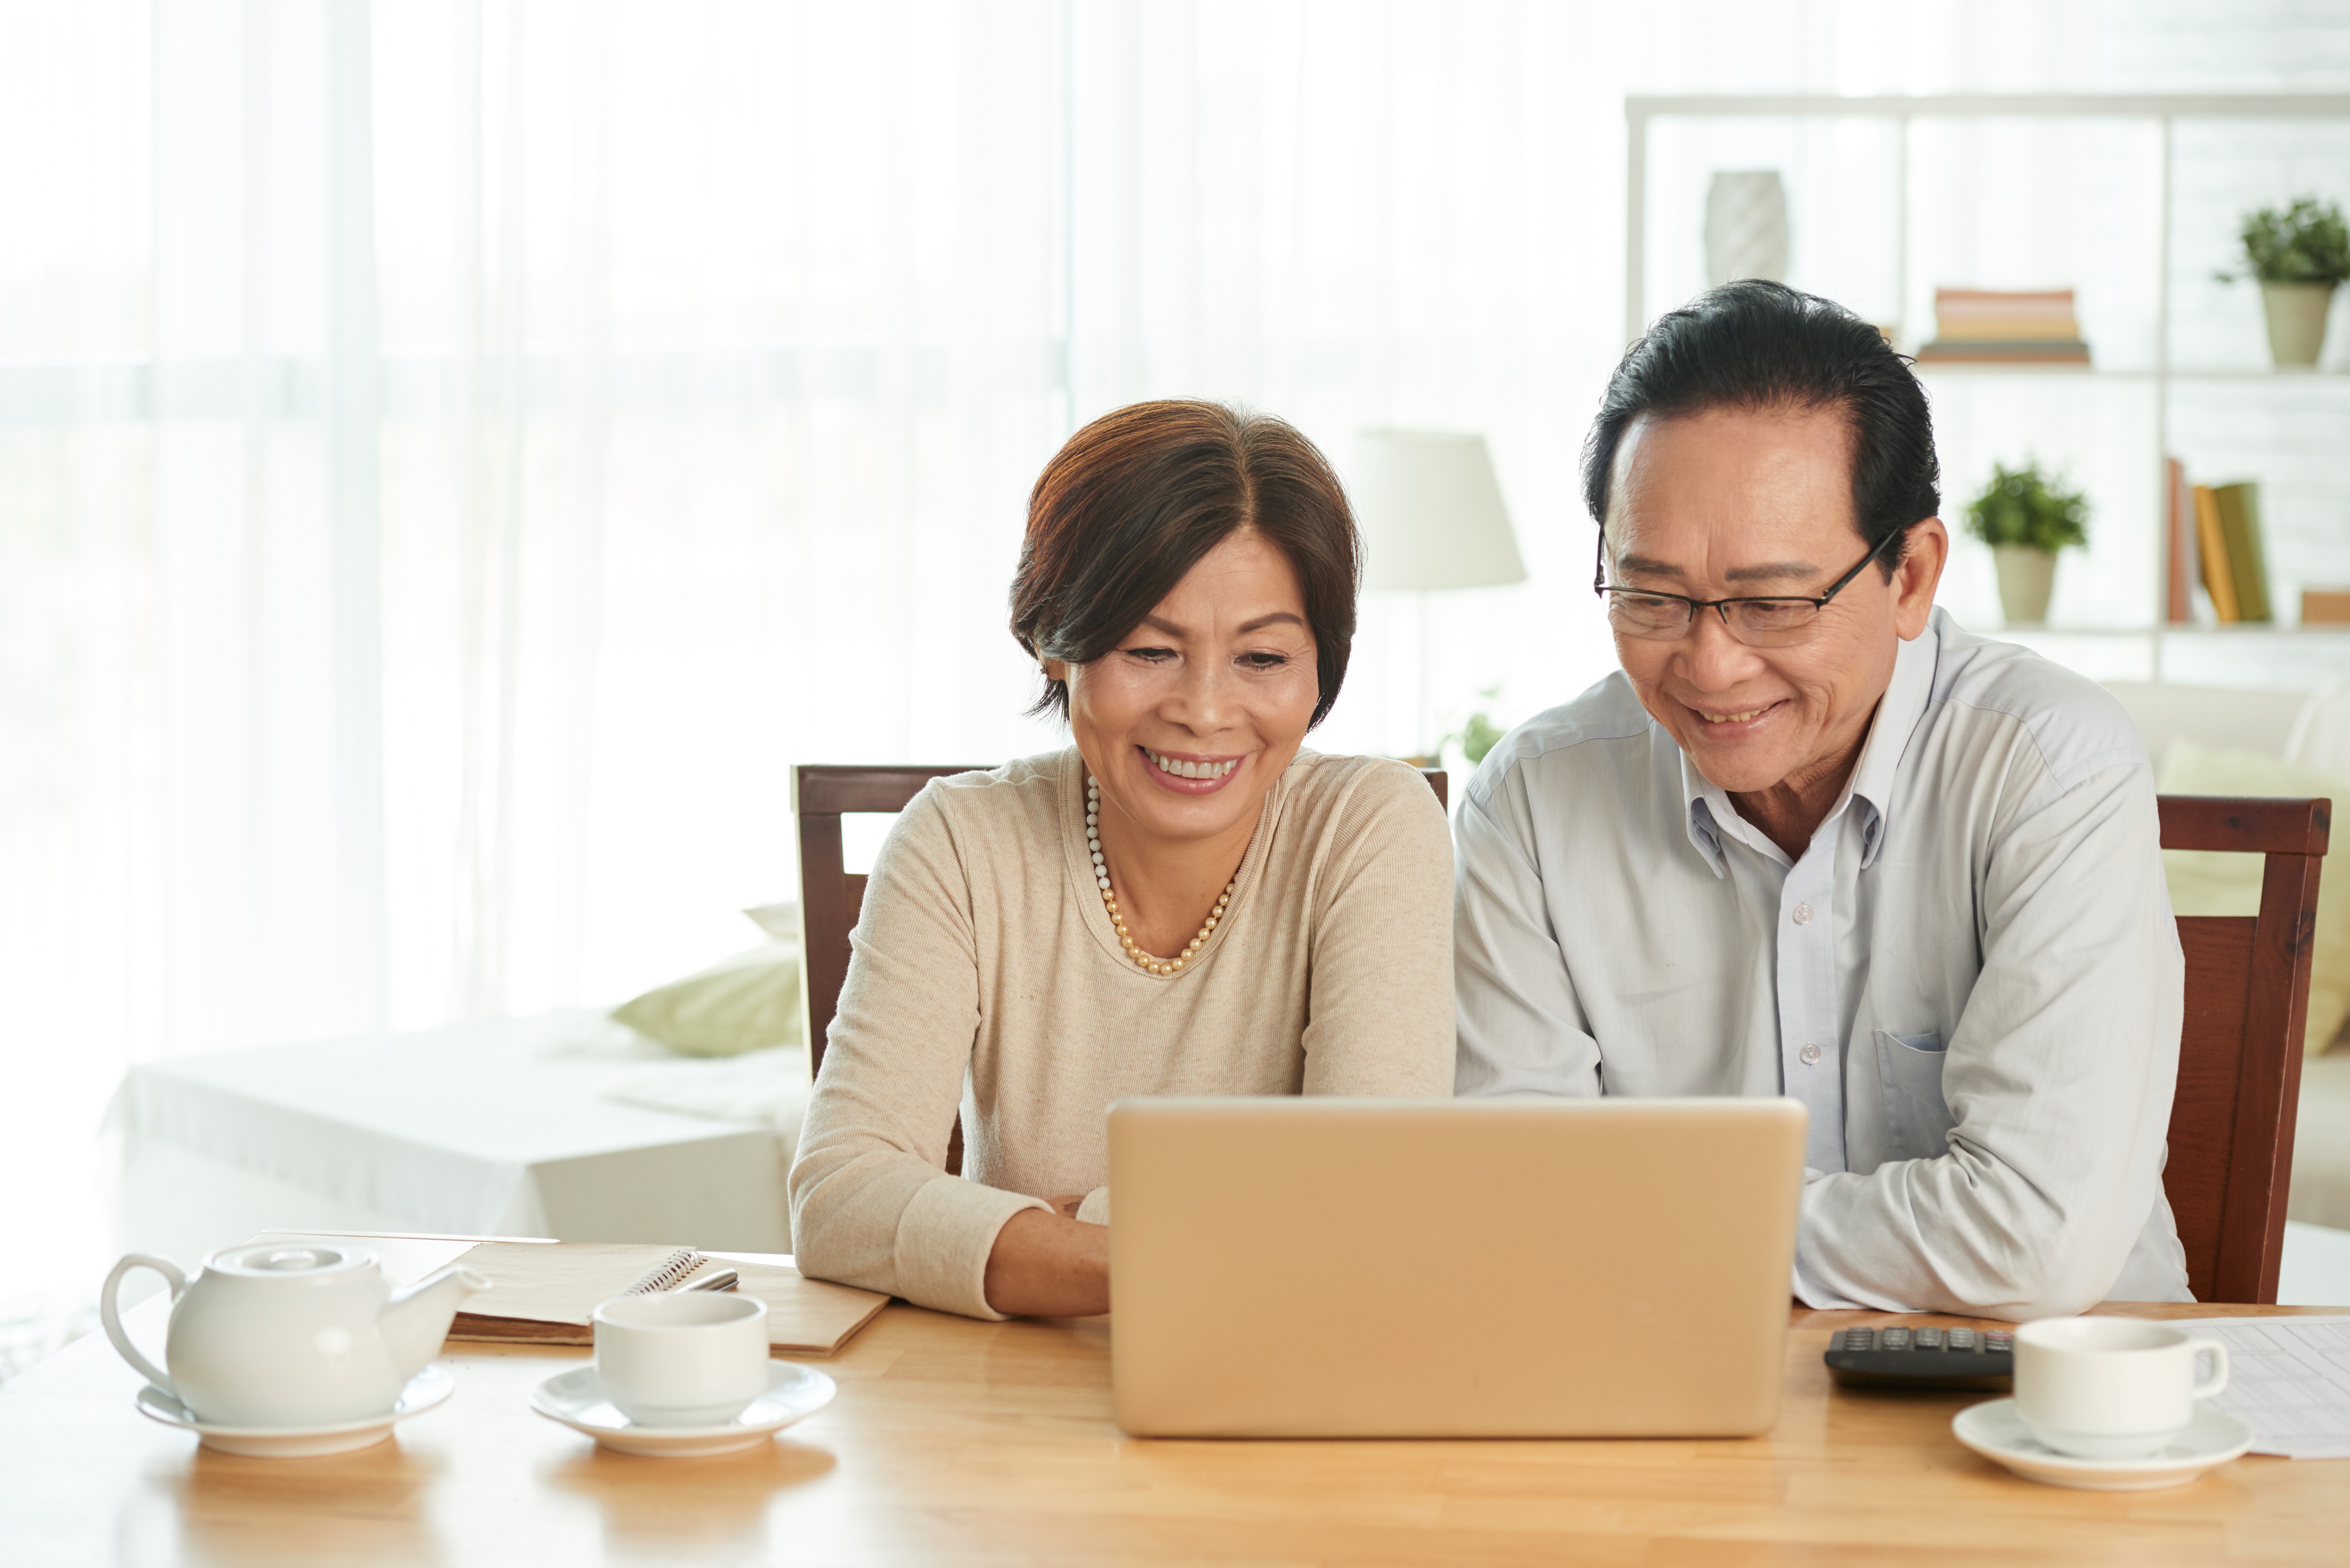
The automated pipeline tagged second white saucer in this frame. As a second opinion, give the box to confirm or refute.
[529,1362,837,1457]
[1953,1397,2255,1490]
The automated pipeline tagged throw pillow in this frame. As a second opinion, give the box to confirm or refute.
[2156,738,2350,1055]
[612,937,802,1059]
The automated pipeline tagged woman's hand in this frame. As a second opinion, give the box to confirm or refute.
[983,1208,1111,1317]
[1049,1193,1088,1218]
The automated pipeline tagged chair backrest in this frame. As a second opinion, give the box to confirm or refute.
[792,762,1451,1078]
[2159,794,2329,1303]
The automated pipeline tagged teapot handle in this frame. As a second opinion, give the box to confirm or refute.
[102,1253,187,1395]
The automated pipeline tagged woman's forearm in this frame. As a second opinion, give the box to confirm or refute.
[983,1208,1111,1317]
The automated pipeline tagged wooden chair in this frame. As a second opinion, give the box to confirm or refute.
[2159,794,2329,1303]
[793,762,1451,1174]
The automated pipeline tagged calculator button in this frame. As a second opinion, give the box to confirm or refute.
[1879,1328,1912,1350]
[1986,1332,2013,1351]
[1915,1328,1945,1350]
[1947,1328,1976,1350]
[1842,1329,1875,1351]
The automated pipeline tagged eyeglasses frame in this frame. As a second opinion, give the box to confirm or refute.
[1590,520,1910,641]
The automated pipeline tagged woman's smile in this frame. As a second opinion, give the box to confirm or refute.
[1137,744,1246,794]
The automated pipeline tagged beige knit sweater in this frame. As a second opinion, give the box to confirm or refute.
[787,746,1456,1319]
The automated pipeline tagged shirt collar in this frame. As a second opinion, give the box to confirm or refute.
[1675,617,1940,876]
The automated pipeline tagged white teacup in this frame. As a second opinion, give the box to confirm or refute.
[592,1292,770,1428]
[2013,1317,2230,1459]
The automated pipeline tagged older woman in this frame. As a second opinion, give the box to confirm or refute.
[788,400,1454,1320]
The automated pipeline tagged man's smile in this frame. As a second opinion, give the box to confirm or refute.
[1685,698,1789,730]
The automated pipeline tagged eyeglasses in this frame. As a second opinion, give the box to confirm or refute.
[1592,523,1905,648]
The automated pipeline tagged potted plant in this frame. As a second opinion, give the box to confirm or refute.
[1966,460,2090,627]
[2219,197,2349,367]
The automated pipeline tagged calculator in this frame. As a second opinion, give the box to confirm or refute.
[1823,1326,2014,1391]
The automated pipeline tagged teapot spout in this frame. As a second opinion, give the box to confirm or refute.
[378,1264,490,1379]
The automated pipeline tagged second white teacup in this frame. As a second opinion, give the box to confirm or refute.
[2013,1316,2229,1459]
[593,1292,770,1428]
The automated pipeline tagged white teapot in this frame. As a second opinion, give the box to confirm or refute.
[101,1242,488,1428]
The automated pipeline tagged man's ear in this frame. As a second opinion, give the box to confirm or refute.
[1892,518,1948,640]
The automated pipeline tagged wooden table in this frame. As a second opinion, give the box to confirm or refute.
[4,1236,2346,1566]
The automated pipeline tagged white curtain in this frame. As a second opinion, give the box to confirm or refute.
[1,0,2342,1344]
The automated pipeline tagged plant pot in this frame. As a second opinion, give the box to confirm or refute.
[1993,545,2058,626]
[2260,281,2336,367]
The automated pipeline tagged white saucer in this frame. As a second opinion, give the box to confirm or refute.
[1952,1397,2255,1491]
[528,1363,837,1457]
[134,1363,456,1458]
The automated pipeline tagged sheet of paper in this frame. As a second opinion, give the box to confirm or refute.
[2184,1315,2350,1458]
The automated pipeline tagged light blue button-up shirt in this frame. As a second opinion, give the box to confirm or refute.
[1453,610,2192,1318]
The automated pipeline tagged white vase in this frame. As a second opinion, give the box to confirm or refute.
[2260,281,2335,367]
[1704,172,1789,288]
[1993,545,2058,627]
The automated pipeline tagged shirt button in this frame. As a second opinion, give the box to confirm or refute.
[1799,1043,1822,1066]
[1792,903,1814,926]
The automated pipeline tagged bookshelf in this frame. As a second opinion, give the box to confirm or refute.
[1623,94,2350,686]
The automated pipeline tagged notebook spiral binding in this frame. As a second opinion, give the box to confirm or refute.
[620,1248,705,1295]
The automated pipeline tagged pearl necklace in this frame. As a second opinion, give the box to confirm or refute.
[1086,774,1235,977]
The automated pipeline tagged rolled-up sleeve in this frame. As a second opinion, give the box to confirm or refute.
[1793,758,2184,1319]
[1452,766,1603,1099]
[787,791,1048,1320]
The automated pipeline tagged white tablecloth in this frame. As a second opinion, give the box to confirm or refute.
[106,1018,793,1271]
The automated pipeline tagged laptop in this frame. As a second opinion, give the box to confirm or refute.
[1108,1096,1806,1438]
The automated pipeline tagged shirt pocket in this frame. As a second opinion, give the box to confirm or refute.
[1874,1030,1953,1161]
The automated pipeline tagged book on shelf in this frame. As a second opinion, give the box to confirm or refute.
[2211,481,2272,624]
[2164,456,2196,624]
[1915,287,2091,364]
[2193,484,2240,623]
[2304,590,2350,626]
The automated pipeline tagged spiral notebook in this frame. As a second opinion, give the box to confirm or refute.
[444,1242,889,1356]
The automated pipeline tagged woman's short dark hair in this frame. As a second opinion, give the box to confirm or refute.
[1009,400,1359,728]
[1581,281,1940,576]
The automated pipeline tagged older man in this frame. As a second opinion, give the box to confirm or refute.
[1455,281,2188,1318]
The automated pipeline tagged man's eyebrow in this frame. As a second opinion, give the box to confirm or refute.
[1613,554,1819,585]
[1723,560,1819,584]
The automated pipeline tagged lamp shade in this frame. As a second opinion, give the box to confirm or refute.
[1349,429,1526,592]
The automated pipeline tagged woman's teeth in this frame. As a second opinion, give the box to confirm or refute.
[1700,707,1769,724]
[1146,749,1238,780]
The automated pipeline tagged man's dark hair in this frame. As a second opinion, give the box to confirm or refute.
[1010,400,1359,728]
[1581,281,1939,577]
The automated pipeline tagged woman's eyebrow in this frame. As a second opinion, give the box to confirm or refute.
[1134,610,1308,637]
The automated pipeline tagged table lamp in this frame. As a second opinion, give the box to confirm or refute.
[1348,429,1527,760]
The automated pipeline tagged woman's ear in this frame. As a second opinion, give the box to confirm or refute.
[1042,658,1068,684]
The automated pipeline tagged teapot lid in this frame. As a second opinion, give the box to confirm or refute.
[206,1242,377,1279]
